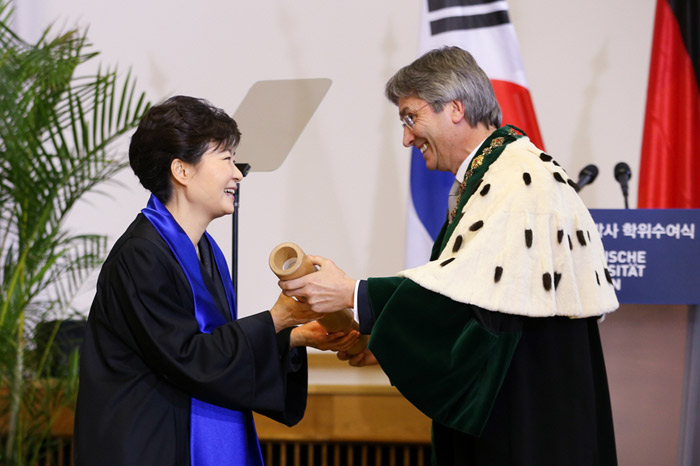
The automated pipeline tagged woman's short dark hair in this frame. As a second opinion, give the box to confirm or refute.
[129,95,241,203]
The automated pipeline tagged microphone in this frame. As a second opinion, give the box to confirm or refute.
[575,164,599,192]
[614,162,632,209]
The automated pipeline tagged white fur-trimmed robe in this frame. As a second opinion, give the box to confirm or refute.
[399,137,619,318]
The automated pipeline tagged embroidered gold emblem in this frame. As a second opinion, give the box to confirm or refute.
[448,136,506,223]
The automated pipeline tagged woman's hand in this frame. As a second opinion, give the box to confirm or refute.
[269,293,324,332]
[278,255,356,313]
[290,321,360,351]
[337,348,378,367]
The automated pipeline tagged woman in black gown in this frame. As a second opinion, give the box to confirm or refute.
[73,95,357,466]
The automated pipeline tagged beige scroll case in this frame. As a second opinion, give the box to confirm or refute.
[269,242,369,356]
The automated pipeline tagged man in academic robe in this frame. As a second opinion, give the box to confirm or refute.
[279,47,620,466]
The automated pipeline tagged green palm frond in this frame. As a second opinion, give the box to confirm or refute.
[0,1,150,463]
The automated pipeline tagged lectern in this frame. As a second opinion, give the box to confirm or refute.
[590,208,700,465]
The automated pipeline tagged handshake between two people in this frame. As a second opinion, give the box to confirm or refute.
[269,243,377,367]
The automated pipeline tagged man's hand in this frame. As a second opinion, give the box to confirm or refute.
[337,348,378,367]
[278,255,356,313]
[290,321,360,351]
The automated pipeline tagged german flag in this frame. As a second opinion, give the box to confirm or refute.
[638,0,700,208]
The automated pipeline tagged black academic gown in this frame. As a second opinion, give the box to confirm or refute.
[358,279,617,466]
[73,214,307,466]
[428,312,617,466]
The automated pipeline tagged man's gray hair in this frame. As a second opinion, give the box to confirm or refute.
[385,46,502,128]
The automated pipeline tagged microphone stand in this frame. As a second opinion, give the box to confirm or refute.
[232,163,251,295]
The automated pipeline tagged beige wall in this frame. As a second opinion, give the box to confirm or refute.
[15,0,656,319]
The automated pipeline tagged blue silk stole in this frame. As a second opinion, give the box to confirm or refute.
[141,195,263,466]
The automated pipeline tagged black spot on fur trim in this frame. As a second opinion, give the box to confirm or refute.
[440,257,455,267]
[525,229,533,248]
[540,153,553,162]
[543,272,552,291]
[576,230,587,246]
[470,221,484,231]
[567,179,579,190]
[553,172,566,184]
[568,235,573,250]
[604,268,613,284]
[452,235,463,253]
[557,229,564,244]
[587,231,592,242]
[554,272,562,290]
[494,266,503,283]
[553,160,561,167]
[596,271,601,285]
[470,179,483,196]
[480,184,491,196]
[523,172,532,185]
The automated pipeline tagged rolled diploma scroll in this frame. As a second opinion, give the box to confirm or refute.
[269,242,368,355]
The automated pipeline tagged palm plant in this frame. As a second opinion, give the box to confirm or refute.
[0,1,149,463]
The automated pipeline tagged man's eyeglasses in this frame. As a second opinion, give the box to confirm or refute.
[401,102,431,130]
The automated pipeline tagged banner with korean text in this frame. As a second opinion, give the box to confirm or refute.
[591,209,700,304]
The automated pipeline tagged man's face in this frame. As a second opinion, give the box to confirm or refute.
[398,96,453,172]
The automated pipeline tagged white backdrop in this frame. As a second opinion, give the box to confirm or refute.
[13,0,655,320]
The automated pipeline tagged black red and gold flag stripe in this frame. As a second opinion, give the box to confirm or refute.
[638,0,700,208]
